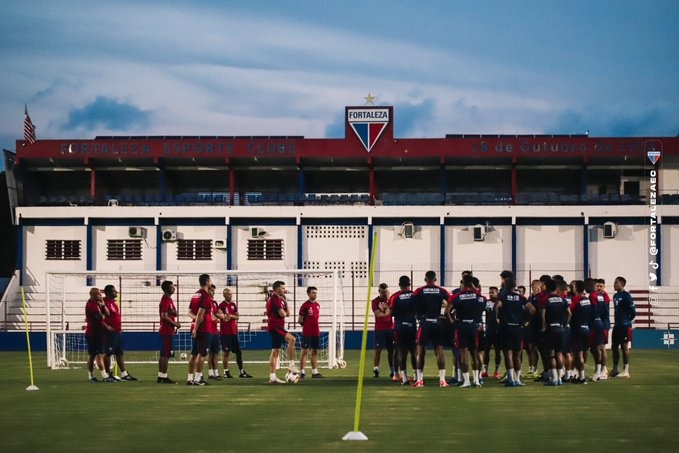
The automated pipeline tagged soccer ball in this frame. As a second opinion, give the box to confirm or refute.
[285,370,300,384]
[180,352,187,360]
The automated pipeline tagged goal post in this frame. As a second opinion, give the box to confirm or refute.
[46,270,345,370]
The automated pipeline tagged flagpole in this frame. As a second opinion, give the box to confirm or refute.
[342,232,378,441]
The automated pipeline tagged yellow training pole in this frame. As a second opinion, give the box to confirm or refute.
[21,287,39,391]
[343,231,378,441]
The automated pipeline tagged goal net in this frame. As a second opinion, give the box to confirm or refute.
[46,270,345,370]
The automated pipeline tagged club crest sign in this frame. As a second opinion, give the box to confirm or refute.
[347,108,390,152]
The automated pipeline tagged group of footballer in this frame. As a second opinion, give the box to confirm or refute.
[84,285,137,383]
[158,274,323,385]
[370,270,637,387]
[86,270,636,387]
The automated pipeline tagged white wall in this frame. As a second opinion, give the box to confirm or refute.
[448,225,512,288]
[23,225,88,287]
[589,224,648,287]
[162,225,228,272]
[516,225,584,285]
[303,225,369,277]
[660,167,679,193]
[93,225,158,273]
[232,225,297,271]
[374,224,440,285]
[661,224,677,286]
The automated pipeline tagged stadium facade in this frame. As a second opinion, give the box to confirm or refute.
[2,105,678,345]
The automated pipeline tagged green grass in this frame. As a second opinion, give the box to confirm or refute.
[1,350,679,452]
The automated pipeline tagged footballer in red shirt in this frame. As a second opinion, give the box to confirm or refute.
[298,286,322,378]
[102,284,136,381]
[218,287,253,379]
[266,281,297,384]
[158,280,180,383]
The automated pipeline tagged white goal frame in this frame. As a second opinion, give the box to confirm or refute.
[46,270,345,370]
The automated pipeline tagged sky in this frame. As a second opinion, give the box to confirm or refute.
[1,1,678,170]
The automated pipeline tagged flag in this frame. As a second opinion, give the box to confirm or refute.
[24,105,36,144]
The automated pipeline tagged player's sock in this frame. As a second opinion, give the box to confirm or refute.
[438,369,446,381]
[88,371,94,379]
[472,370,479,385]
[623,364,629,373]
[195,372,202,382]
[402,373,408,384]
[509,369,516,382]
[120,370,129,378]
[462,372,470,386]
[187,373,194,382]
[288,360,295,369]
[269,372,277,381]
[101,371,109,379]
[550,369,558,383]
[312,368,318,375]
[158,372,163,378]
[416,369,423,382]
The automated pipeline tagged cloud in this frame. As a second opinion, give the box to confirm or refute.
[549,107,676,137]
[63,97,152,132]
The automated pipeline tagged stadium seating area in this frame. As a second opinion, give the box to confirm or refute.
[19,191,658,207]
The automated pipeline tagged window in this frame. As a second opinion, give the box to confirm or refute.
[177,239,213,260]
[46,240,81,260]
[247,239,283,260]
[107,239,142,260]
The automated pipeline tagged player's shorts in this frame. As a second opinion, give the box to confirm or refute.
[194,332,210,357]
[86,333,103,357]
[612,325,633,345]
[455,322,480,350]
[562,327,573,354]
[522,326,536,347]
[394,322,416,350]
[159,334,174,358]
[571,326,590,353]
[501,324,523,352]
[104,331,124,356]
[439,318,455,348]
[417,319,442,347]
[374,329,395,349]
[302,335,321,350]
[269,326,288,349]
[209,333,221,354]
[589,320,607,347]
[547,325,565,353]
[481,328,498,350]
[190,337,198,356]
[221,334,241,353]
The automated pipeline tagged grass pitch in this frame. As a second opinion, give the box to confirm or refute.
[1,349,678,452]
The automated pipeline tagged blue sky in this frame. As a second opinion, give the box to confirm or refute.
[1,1,678,170]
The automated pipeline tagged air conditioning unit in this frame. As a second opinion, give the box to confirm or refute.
[603,221,617,239]
[403,222,415,239]
[214,239,227,249]
[128,226,146,238]
[251,227,267,238]
[473,224,486,241]
[162,228,177,242]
